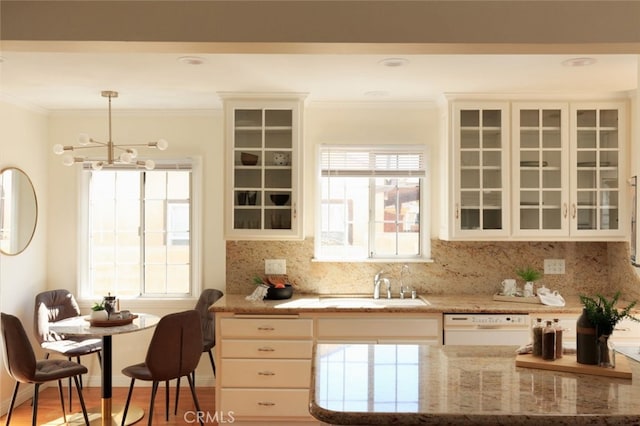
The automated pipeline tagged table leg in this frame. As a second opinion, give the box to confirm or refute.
[102,335,112,425]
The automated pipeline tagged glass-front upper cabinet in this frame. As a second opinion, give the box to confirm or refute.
[452,102,510,238]
[223,95,306,240]
[512,103,569,237]
[570,102,627,237]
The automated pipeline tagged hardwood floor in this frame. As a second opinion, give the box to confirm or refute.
[0,384,216,425]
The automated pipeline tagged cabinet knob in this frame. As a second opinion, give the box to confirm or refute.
[571,203,576,219]
[258,371,275,376]
[257,326,275,331]
[563,203,568,218]
[257,401,276,406]
[455,203,459,220]
[257,347,275,352]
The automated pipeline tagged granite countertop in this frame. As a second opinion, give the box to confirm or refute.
[209,293,587,314]
[310,343,640,425]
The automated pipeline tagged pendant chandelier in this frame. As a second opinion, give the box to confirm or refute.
[52,90,168,170]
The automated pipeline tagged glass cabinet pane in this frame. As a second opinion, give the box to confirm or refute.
[574,107,620,231]
[232,107,295,232]
[516,107,564,232]
[457,106,505,231]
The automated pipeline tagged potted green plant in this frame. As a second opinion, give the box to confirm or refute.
[578,291,638,367]
[90,301,108,320]
[515,266,542,283]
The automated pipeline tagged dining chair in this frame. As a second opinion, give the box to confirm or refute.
[34,289,102,410]
[121,310,204,426]
[1,312,90,426]
[174,288,223,413]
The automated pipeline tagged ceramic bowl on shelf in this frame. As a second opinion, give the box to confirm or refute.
[270,193,290,206]
[240,152,258,166]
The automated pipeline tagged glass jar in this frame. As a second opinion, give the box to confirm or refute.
[542,320,556,361]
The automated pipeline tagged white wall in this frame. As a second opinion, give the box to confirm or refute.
[0,100,49,413]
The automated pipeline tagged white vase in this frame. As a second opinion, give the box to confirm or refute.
[90,310,108,321]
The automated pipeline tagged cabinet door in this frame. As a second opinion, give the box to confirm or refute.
[512,103,569,237]
[452,102,510,238]
[570,102,627,237]
[224,97,305,240]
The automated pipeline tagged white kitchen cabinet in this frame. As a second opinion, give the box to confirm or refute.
[443,101,511,239]
[316,313,442,344]
[512,103,570,237]
[216,314,315,423]
[513,102,628,239]
[222,94,306,240]
[443,98,629,241]
[570,102,628,238]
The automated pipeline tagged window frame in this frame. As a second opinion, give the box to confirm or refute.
[77,157,202,300]
[315,144,431,262]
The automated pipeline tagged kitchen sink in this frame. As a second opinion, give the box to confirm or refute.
[274,295,430,309]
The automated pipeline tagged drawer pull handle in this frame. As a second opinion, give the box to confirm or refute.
[258,402,275,406]
[258,371,275,376]
[258,347,275,352]
[257,326,275,331]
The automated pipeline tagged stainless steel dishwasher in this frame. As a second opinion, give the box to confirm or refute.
[444,313,530,346]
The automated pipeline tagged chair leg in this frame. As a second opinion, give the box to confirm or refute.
[31,383,40,426]
[121,378,136,426]
[165,380,170,421]
[67,357,74,412]
[186,374,203,426]
[5,382,19,425]
[57,380,67,423]
[148,381,159,426]
[73,375,90,425]
[208,349,216,377]
[174,377,181,415]
[97,350,102,368]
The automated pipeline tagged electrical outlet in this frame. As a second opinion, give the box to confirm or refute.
[265,259,286,275]
[544,259,565,274]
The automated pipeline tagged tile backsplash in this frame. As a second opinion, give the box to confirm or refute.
[226,239,640,300]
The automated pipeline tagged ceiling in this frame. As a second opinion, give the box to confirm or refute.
[0,52,637,111]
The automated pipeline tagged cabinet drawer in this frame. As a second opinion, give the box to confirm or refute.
[221,339,312,359]
[221,317,313,338]
[317,317,440,340]
[220,388,312,418]
[220,359,311,388]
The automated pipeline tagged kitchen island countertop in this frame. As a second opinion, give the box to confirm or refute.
[210,293,588,314]
[310,343,640,425]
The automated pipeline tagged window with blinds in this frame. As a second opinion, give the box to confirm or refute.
[316,145,429,261]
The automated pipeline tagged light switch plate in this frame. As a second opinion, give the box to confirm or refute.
[265,259,286,275]
[544,259,565,274]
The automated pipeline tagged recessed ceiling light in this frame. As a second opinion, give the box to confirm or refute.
[364,90,390,97]
[562,57,597,67]
[177,56,206,65]
[378,58,409,68]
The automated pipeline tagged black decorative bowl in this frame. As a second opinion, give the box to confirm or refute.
[270,194,290,206]
[264,284,293,300]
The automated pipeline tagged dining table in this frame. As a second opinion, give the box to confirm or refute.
[49,312,160,426]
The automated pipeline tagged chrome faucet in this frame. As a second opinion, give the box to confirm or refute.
[373,270,391,299]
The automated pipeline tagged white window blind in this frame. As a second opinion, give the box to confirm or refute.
[320,145,426,178]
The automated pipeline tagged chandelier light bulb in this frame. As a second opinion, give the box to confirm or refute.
[53,144,65,155]
[128,148,138,159]
[144,159,156,170]
[120,152,133,163]
[62,154,76,166]
[78,133,91,145]
[156,139,168,151]
[92,161,104,171]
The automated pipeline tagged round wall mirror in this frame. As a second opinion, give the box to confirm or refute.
[0,167,38,256]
